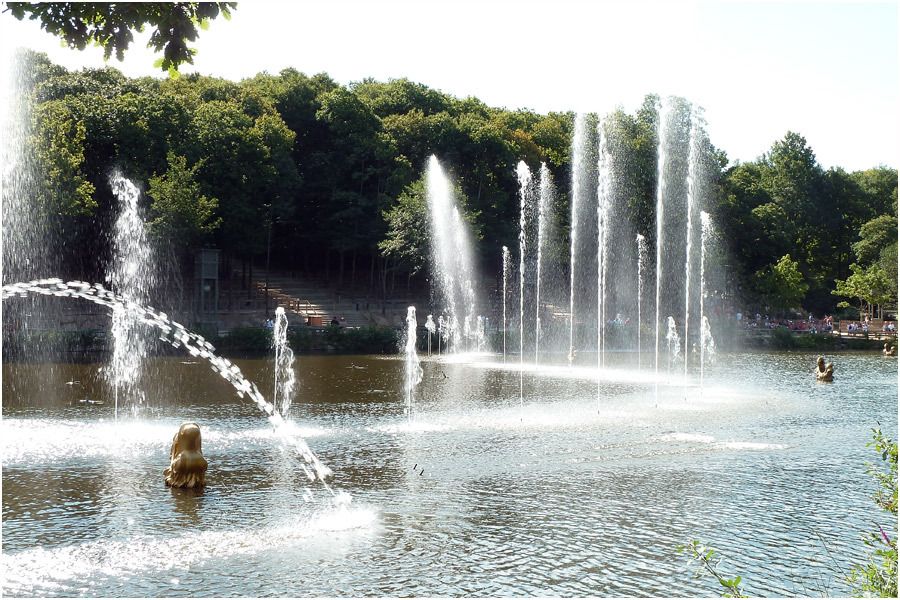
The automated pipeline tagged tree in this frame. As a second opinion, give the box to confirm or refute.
[379,177,429,275]
[853,214,898,266]
[878,242,898,300]
[851,167,898,218]
[6,2,236,73]
[833,263,893,319]
[185,98,298,259]
[147,151,220,248]
[718,132,889,314]
[754,254,809,315]
[352,78,451,119]
[31,99,96,217]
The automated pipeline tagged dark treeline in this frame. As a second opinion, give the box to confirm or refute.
[14,50,897,317]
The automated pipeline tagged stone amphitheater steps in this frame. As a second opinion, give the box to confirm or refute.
[245,268,426,329]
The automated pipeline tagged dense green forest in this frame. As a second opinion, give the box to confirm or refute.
[11,50,898,317]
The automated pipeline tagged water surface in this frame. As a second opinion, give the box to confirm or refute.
[2,352,896,596]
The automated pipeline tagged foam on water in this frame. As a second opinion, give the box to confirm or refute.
[657,432,717,444]
[656,432,789,451]
[721,441,789,451]
[369,380,773,437]
[1,418,331,466]
[462,357,667,386]
[1,504,377,596]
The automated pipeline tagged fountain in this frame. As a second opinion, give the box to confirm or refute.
[596,121,612,370]
[503,102,713,386]
[106,173,156,418]
[654,100,673,386]
[699,211,716,387]
[501,245,510,362]
[665,316,681,380]
[535,164,552,363]
[425,156,480,353]
[273,306,296,419]
[2,51,60,295]
[568,113,593,365]
[516,160,535,403]
[6,44,888,594]
[403,306,423,417]
[636,234,648,369]
[476,315,486,352]
[682,107,701,383]
[1,279,334,483]
[425,314,436,355]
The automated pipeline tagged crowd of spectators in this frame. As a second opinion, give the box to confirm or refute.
[738,313,834,333]
[737,312,897,335]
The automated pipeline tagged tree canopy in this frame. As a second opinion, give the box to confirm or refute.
[12,51,898,316]
[6,2,236,72]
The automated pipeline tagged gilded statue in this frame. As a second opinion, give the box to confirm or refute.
[815,356,834,382]
[164,422,208,488]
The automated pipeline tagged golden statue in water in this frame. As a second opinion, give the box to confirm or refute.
[815,356,834,382]
[164,422,208,488]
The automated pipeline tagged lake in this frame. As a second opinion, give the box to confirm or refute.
[2,351,896,596]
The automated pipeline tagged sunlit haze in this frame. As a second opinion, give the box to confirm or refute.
[1,0,897,170]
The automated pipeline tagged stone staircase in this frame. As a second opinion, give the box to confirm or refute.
[246,268,424,329]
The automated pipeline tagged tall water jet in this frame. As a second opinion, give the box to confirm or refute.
[636,234,648,369]
[516,161,534,403]
[455,207,479,351]
[476,316,485,352]
[425,314,436,356]
[699,211,716,387]
[2,51,51,285]
[272,306,296,418]
[700,315,716,387]
[654,100,673,388]
[425,156,479,352]
[683,107,700,383]
[403,306,423,418]
[501,245,510,362]
[535,163,553,363]
[569,113,588,365]
[596,122,613,370]
[106,173,156,418]
[665,316,681,380]
[1,51,66,381]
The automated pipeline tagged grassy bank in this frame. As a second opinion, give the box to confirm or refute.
[743,326,892,351]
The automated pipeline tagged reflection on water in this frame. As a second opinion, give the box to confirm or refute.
[2,352,897,596]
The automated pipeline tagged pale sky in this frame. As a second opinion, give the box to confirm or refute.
[1,0,897,170]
